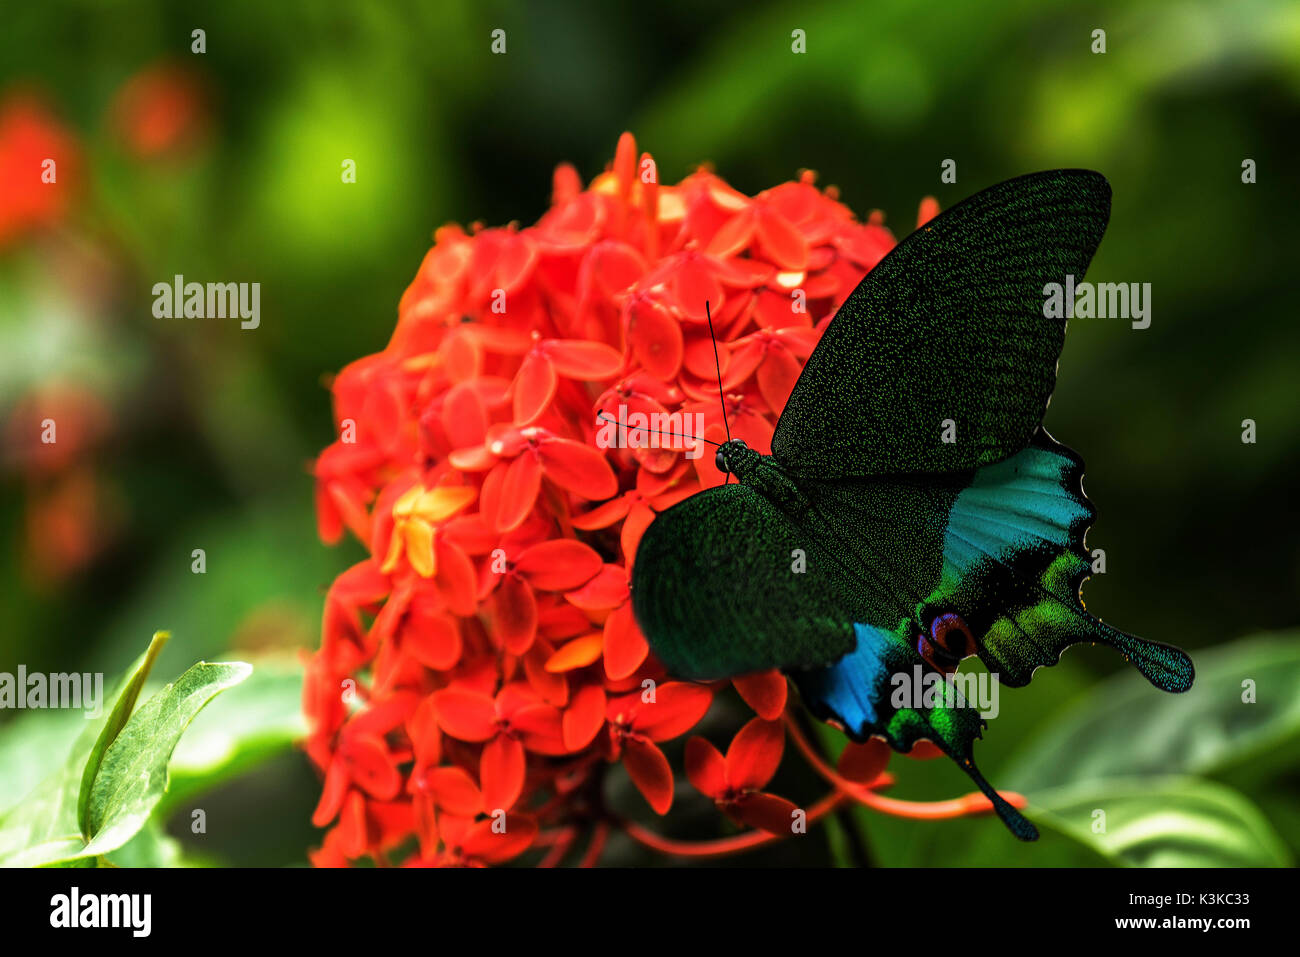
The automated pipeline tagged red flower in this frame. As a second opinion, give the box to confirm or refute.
[433,682,566,811]
[0,93,79,247]
[686,718,798,835]
[606,682,714,814]
[107,62,209,159]
[482,538,603,655]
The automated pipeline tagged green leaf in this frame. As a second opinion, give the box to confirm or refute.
[1027,776,1293,867]
[77,631,170,836]
[0,644,249,867]
[81,661,251,857]
[0,634,174,867]
[0,760,93,867]
[161,657,306,814]
[1004,632,1300,791]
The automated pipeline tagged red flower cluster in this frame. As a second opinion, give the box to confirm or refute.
[305,133,1004,866]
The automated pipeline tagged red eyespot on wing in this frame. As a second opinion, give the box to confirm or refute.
[929,613,976,660]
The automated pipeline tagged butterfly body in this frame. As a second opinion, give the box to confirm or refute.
[628,170,1195,841]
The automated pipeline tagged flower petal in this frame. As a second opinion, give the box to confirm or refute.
[565,563,629,611]
[480,734,526,812]
[425,765,483,817]
[495,453,543,531]
[838,737,891,784]
[704,206,757,259]
[917,196,940,228]
[671,255,723,322]
[416,484,478,522]
[433,688,498,742]
[403,603,463,671]
[460,814,538,864]
[523,642,570,706]
[562,683,606,751]
[732,670,788,720]
[511,703,569,755]
[400,520,436,579]
[602,602,648,680]
[512,352,558,425]
[570,495,632,530]
[755,344,803,415]
[434,538,479,617]
[619,501,656,566]
[338,733,403,800]
[441,381,490,450]
[492,573,538,655]
[622,735,674,814]
[731,791,799,836]
[536,437,618,500]
[544,339,625,379]
[684,736,727,798]
[544,632,604,673]
[514,538,603,591]
[627,297,684,381]
[633,681,712,741]
[725,717,785,791]
[754,207,808,270]
[311,759,351,827]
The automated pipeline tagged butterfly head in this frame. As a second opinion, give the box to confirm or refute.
[715,438,757,477]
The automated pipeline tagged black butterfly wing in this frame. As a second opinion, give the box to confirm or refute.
[771,169,1111,479]
[630,482,858,680]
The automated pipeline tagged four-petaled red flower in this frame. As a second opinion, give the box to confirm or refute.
[686,718,799,835]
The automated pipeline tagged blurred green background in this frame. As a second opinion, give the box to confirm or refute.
[1,0,1297,866]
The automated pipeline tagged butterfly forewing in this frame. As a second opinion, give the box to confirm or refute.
[771,169,1111,479]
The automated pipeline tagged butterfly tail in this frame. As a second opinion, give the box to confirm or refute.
[943,747,1039,842]
[1093,620,1194,693]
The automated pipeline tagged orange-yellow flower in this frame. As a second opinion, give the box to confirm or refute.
[379,483,476,578]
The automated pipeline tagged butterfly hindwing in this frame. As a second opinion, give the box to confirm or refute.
[771,169,1111,479]
[630,482,857,680]
[790,433,1193,692]
[938,432,1194,692]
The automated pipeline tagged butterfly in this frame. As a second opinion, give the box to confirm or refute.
[628,170,1195,841]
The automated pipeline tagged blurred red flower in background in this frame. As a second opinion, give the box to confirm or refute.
[305,133,1017,866]
[107,62,209,159]
[0,93,78,248]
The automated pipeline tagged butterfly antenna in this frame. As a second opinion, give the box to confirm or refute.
[596,411,722,449]
[704,300,732,444]
[704,300,733,483]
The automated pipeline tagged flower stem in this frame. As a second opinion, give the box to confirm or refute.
[618,791,845,858]
[782,711,1026,820]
